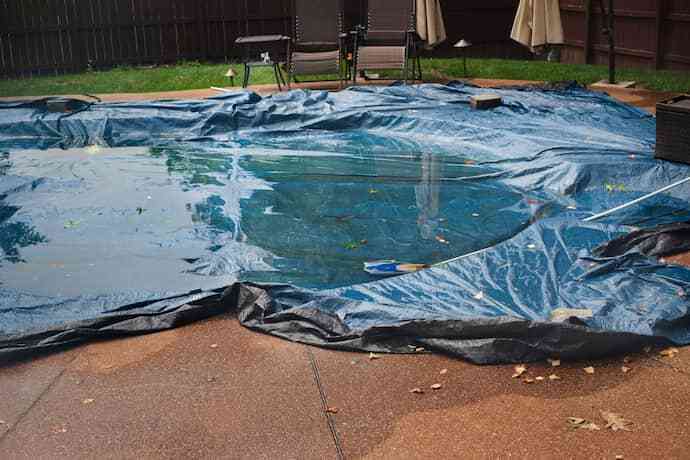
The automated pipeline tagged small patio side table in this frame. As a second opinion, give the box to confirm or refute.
[235,35,291,90]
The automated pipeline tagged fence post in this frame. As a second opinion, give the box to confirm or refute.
[584,0,592,64]
[655,0,665,69]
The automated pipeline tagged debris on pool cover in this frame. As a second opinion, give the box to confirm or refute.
[0,82,689,363]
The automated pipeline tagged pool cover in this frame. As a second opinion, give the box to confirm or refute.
[1,82,690,363]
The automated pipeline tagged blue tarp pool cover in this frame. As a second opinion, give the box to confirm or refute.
[1,82,690,363]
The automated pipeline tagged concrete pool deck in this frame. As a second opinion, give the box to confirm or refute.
[1,80,688,459]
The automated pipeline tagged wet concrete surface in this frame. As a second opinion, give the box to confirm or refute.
[1,84,688,458]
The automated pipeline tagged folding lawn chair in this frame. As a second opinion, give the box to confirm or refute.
[352,0,422,85]
[287,0,348,89]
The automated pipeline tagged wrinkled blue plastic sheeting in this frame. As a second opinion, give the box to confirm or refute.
[1,82,690,362]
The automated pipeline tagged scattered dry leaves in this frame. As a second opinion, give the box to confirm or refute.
[567,417,601,431]
[430,383,443,390]
[601,411,633,432]
[583,366,595,375]
[660,347,680,358]
[512,365,527,378]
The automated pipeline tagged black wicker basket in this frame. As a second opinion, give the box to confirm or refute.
[656,95,690,165]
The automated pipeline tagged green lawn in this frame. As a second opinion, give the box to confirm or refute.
[1,58,688,97]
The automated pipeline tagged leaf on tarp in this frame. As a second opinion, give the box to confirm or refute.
[410,387,424,394]
[527,244,537,250]
[568,417,601,431]
[471,213,480,217]
[512,365,527,378]
[415,347,425,353]
[435,235,449,244]
[601,411,633,432]
[548,358,561,367]
[535,376,545,382]
[368,352,380,360]
[430,383,442,390]
[473,291,484,300]
[659,347,679,358]
[326,407,339,414]
[549,374,561,381]
[523,377,535,384]
[439,368,448,375]
[621,366,631,374]
[583,366,595,374]
[64,219,81,229]
[209,343,218,349]
[81,398,95,405]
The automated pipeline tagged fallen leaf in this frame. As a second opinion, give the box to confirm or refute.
[326,407,339,414]
[430,383,442,390]
[473,291,484,300]
[621,366,631,374]
[368,352,380,360]
[566,205,577,210]
[601,411,633,432]
[548,374,561,381]
[512,365,527,378]
[583,366,595,375]
[439,368,448,375]
[548,358,561,367]
[415,347,425,352]
[523,378,535,384]
[81,398,95,405]
[410,387,424,394]
[660,347,679,358]
[63,219,81,229]
[616,455,624,460]
[567,417,601,431]
[210,343,218,349]
[471,213,480,217]
[350,359,359,365]
[535,376,545,382]
[435,235,449,244]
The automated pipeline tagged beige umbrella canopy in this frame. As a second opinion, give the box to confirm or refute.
[416,0,447,48]
[510,0,564,53]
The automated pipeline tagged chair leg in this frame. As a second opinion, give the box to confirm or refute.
[243,64,249,88]
[416,55,422,82]
[273,64,282,91]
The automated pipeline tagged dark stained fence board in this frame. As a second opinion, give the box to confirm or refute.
[560,0,690,71]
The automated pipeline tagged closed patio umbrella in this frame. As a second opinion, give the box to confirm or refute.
[510,0,564,53]
[416,0,447,48]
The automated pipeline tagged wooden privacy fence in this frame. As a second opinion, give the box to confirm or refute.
[560,0,690,71]
[0,0,294,78]
[0,0,528,78]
